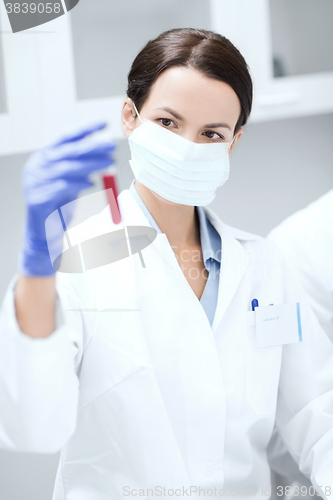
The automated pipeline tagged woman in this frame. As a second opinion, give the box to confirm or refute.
[1,28,333,500]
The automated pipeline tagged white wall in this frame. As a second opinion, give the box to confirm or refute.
[212,111,333,235]
[270,0,333,76]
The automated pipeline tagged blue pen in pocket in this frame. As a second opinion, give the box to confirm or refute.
[251,299,259,311]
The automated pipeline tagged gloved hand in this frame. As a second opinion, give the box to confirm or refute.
[19,122,115,276]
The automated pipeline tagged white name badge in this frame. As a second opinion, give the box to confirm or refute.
[254,303,302,348]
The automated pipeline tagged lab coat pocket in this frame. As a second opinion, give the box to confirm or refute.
[245,312,282,415]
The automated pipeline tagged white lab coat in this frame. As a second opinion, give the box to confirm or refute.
[1,188,333,500]
[267,189,333,486]
[268,189,333,341]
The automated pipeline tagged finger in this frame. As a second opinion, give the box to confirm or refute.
[52,122,108,146]
[47,155,115,180]
[61,178,95,195]
[47,141,115,162]
[26,153,114,184]
[52,178,95,199]
[26,178,94,205]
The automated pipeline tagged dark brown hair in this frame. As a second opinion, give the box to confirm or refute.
[127,28,253,134]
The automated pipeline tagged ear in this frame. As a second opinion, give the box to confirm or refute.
[228,127,243,154]
[121,98,139,138]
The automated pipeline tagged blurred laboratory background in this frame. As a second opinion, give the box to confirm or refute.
[0,0,333,499]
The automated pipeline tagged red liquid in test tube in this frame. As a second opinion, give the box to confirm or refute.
[102,173,122,224]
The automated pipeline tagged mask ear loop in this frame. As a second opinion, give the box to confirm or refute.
[227,134,237,151]
[132,100,143,124]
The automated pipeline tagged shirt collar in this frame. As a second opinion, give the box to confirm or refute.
[196,205,221,266]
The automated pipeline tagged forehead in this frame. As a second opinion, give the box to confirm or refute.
[143,66,241,126]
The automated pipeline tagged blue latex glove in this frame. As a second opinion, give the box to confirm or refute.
[19,122,115,276]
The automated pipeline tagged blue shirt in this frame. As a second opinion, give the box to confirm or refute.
[129,181,221,327]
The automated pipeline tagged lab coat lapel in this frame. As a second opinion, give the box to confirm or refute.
[203,206,250,333]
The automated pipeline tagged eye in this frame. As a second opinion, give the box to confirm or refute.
[158,118,177,128]
[203,130,225,141]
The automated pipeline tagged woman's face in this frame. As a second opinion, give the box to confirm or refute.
[122,66,243,149]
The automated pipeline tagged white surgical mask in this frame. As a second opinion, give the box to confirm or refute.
[128,103,235,206]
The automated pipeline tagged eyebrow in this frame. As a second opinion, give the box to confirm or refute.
[156,107,231,131]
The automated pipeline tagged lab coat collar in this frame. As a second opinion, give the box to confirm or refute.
[202,205,256,331]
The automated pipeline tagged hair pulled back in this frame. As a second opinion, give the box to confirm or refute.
[127,28,253,134]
